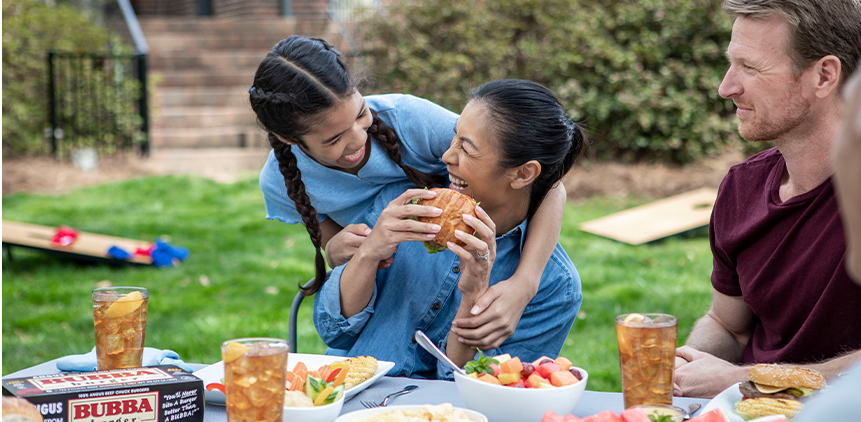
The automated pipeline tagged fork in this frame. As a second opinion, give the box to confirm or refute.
[360,385,419,408]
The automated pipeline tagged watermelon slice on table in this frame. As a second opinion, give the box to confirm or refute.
[620,407,651,422]
[687,407,731,422]
[540,410,583,422]
[582,410,624,422]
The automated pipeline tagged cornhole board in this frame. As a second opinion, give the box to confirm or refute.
[578,187,718,245]
[2,220,153,265]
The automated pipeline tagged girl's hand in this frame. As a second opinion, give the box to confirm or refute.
[450,276,531,349]
[325,224,394,269]
[447,205,496,301]
[355,188,443,264]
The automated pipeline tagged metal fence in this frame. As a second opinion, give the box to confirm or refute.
[47,52,148,158]
[46,0,149,158]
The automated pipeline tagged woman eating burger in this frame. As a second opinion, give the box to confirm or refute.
[312,79,585,378]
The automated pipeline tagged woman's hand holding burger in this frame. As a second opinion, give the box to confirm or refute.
[447,205,496,302]
[354,188,443,264]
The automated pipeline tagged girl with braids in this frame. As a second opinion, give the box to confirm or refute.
[251,36,569,352]
[314,79,584,378]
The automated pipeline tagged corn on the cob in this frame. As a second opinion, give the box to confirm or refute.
[343,356,378,389]
[735,397,803,419]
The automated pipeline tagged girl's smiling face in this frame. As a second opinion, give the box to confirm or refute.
[443,101,512,206]
[276,91,373,172]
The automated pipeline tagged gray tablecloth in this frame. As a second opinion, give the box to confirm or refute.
[3,360,711,420]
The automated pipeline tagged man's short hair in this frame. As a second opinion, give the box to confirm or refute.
[723,0,861,85]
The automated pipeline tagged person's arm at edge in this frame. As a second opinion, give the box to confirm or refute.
[685,290,755,363]
[834,68,861,281]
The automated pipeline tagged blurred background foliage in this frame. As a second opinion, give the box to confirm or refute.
[2,0,144,158]
[361,0,742,164]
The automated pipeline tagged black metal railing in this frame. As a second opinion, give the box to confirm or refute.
[47,52,148,158]
[47,0,149,158]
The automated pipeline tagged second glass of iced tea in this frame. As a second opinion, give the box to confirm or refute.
[93,287,149,370]
[616,313,678,409]
[221,338,289,422]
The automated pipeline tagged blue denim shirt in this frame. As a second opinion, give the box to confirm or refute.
[313,210,582,380]
[259,94,456,228]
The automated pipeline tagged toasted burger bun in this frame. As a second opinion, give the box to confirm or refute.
[748,364,826,390]
[735,397,803,420]
[417,188,477,252]
[3,397,43,422]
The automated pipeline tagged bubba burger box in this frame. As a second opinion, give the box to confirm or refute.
[2,365,204,422]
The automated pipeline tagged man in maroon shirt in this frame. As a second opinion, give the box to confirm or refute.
[673,0,861,398]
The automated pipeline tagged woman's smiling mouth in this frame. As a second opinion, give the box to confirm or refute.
[449,174,468,192]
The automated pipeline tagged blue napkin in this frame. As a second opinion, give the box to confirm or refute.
[56,347,194,373]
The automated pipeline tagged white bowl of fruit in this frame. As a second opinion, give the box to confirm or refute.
[454,353,588,422]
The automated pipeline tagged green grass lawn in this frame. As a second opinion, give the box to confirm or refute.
[1,175,713,391]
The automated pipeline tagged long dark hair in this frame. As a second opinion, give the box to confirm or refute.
[471,79,585,219]
[249,36,446,296]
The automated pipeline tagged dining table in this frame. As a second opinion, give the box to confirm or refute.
[3,360,712,420]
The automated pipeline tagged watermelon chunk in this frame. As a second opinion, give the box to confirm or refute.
[620,408,650,422]
[540,410,566,422]
[582,410,623,422]
[687,407,731,422]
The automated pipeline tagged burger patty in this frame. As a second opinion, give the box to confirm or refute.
[739,381,800,401]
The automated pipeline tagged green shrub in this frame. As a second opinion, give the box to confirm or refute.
[361,0,739,163]
[2,0,142,157]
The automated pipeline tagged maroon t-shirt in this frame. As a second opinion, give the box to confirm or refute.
[710,148,861,364]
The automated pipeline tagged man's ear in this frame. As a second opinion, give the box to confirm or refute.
[509,160,541,190]
[812,55,842,99]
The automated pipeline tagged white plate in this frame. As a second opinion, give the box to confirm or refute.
[702,383,745,422]
[334,404,487,422]
[195,353,395,405]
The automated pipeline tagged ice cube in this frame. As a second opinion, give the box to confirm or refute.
[246,382,273,407]
[106,334,125,355]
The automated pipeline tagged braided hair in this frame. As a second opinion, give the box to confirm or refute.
[470,79,586,219]
[249,36,445,296]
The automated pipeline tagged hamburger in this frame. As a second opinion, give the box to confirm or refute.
[3,397,44,422]
[414,188,477,254]
[734,364,825,420]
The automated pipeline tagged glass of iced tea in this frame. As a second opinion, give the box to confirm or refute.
[92,287,149,370]
[616,313,678,409]
[221,338,289,422]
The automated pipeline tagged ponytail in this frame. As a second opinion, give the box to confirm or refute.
[267,133,327,296]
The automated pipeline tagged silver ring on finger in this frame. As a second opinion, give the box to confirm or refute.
[476,250,490,260]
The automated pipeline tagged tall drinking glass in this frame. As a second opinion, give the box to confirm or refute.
[93,287,149,370]
[616,313,678,408]
[222,338,289,422]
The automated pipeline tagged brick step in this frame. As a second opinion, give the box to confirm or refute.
[145,33,287,51]
[154,70,256,87]
[154,87,249,108]
[153,106,256,128]
[148,49,271,72]
[150,126,269,149]
[139,17,299,34]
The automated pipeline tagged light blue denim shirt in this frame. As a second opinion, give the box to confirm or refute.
[313,204,582,380]
[259,94,456,228]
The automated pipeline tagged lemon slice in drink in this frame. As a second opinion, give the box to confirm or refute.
[623,313,645,323]
[222,342,247,363]
[103,291,145,319]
